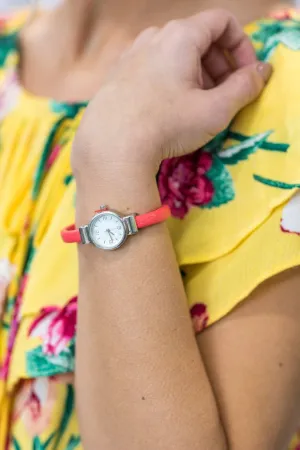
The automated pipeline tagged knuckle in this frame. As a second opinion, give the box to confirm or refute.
[141,26,159,37]
[214,7,234,20]
[164,19,193,41]
[202,8,234,23]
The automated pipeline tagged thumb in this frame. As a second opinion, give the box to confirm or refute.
[211,61,273,118]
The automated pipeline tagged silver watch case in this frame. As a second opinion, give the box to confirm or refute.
[79,209,138,250]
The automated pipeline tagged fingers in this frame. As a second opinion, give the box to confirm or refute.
[130,26,159,51]
[202,68,215,89]
[126,10,256,76]
[203,44,233,84]
[185,62,272,139]
[122,26,159,58]
[187,9,257,68]
[210,62,273,122]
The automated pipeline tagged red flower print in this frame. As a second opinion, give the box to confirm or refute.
[158,151,214,219]
[28,297,77,356]
[190,303,209,334]
[270,9,292,20]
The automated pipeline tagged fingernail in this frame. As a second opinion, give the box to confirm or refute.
[256,62,273,83]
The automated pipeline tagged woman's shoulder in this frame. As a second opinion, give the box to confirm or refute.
[163,9,300,262]
[163,10,300,331]
[0,10,28,70]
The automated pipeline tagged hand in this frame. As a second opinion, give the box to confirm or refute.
[72,9,272,177]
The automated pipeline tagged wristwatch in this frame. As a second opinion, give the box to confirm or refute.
[61,204,171,250]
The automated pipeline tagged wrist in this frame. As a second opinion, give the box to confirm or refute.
[72,95,161,177]
[75,164,161,225]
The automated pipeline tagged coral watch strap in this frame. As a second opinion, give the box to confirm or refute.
[61,205,171,244]
[135,205,170,229]
[61,224,81,243]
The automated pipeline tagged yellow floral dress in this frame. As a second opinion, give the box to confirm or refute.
[1,8,300,450]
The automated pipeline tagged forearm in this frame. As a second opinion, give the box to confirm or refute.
[75,160,226,450]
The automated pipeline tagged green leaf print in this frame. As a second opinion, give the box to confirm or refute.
[1,321,9,330]
[252,21,300,60]
[33,437,44,450]
[0,33,18,66]
[5,296,15,313]
[277,28,300,50]
[50,101,87,116]
[204,128,229,152]
[12,437,21,450]
[227,131,289,152]
[64,174,74,186]
[32,116,68,200]
[43,432,57,449]
[53,385,75,448]
[261,29,300,59]
[66,436,81,450]
[203,154,235,208]
[26,345,74,377]
[252,22,284,44]
[253,174,300,189]
[217,130,273,165]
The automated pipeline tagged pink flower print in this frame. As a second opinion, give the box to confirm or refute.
[45,144,62,171]
[190,303,209,334]
[158,151,214,219]
[0,69,21,120]
[0,258,15,317]
[13,378,57,436]
[0,274,28,380]
[0,18,7,31]
[270,9,293,20]
[280,191,300,235]
[28,297,77,356]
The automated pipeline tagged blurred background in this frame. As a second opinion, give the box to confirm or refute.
[2,0,300,11]
[0,0,60,11]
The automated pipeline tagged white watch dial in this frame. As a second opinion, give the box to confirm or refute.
[89,212,126,250]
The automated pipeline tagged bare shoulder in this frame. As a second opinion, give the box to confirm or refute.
[197,267,300,449]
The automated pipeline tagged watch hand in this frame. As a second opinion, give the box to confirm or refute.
[107,230,114,240]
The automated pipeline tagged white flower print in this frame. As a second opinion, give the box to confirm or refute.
[0,258,15,316]
[0,69,21,120]
[281,191,300,235]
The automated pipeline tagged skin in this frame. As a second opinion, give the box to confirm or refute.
[18,0,300,449]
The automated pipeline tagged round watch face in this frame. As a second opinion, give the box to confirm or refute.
[89,212,127,250]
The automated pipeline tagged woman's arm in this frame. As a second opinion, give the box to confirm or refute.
[73,10,274,449]
[76,166,300,450]
[197,267,300,449]
[76,167,227,450]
